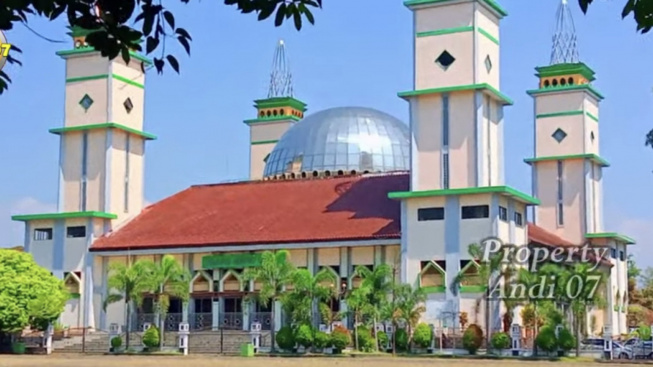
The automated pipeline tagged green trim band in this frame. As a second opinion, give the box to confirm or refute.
[527,84,604,101]
[585,232,636,245]
[416,26,499,45]
[56,47,152,65]
[460,285,487,293]
[49,122,157,140]
[66,74,144,89]
[524,153,609,168]
[244,115,302,125]
[398,83,513,105]
[251,140,278,145]
[535,63,596,82]
[12,211,118,222]
[254,97,307,112]
[388,185,540,205]
[535,110,599,122]
[69,293,81,299]
[404,0,508,17]
[421,286,446,294]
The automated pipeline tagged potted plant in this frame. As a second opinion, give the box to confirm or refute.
[490,332,511,356]
[110,336,123,353]
[314,331,330,353]
[52,323,64,341]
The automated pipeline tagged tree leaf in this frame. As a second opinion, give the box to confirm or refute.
[146,36,160,54]
[304,8,315,25]
[175,28,192,40]
[166,54,180,74]
[153,57,165,74]
[178,36,191,55]
[163,10,175,29]
[275,3,286,26]
[258,2,276,20]
[121,46,131,65]
[293,7,302,30]
[622,0,636,18]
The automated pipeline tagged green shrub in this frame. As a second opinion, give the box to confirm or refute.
[413,323,432,349]
[142,326,159,349]
[355,326,375,352]
[490,332,510,350]
[377,331,389,350]
[395,328,409,351]
[314,331,331,350]
[638,324,652,341]
[330,326,351,351]
[276,326,296,351]
[110,336,122,349]
[557,328,575,352]
[535,325,557,353]
[462,324,483,355]
[294,324,313,349]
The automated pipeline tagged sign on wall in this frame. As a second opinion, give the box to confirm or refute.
[201,252,287,269]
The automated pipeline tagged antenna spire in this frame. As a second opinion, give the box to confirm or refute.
[267,39,294,98]
[550,0,580,65]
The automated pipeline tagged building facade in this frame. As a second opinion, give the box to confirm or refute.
[12,0,633,337]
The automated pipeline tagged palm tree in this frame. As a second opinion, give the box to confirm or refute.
[243,250,295,352]
[557,263,606,357]
[145,255,191,348]
[395,284,426,350]
[282,268,337,326]
[345,285,373,351]
[354,264,393,351]
[102,259,152,348]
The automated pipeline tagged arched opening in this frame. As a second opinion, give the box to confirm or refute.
[560,78,567,86]
[337,170,344,176]
[266,110,271,117]
[64,272,81,295]
[220,270,242,292]
[324,170,331,177]
[567,77,574,85]
[458,260,485,293]
[280,109,285,115]
[191,271,212,293]
[273,109,278,116]
[290,173,296,179]
[301,172,307,178]
[259,111,265,117]
[552,79,558,87]
[544,80,550,87]
[350,170,357,175]
[419,261,445,293]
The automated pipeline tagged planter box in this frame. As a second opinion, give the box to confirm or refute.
[12,342,26,355]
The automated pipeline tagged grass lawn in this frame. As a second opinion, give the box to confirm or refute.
[0,355,626,367]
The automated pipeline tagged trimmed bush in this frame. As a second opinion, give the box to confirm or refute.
[314,331,331,350]
[413,323,433,349]
[294,324,314,349]
[377,331,389,350]
[462,324,483,355]
[276,326,296,351]
[535,325,557,353]
[557,328,576,352]
[355,326,375,352]
[110,336,123,349]
[331,326,351,351]
[395,328,409,352]
[142,326,160,349]
[490,332,510,350]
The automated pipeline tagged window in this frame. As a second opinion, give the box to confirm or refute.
[124,134,131,213]
[556,160,564,226]
[442,94,450,147]
[66,226,86,238]
[435,50,456,70]
[610,248,617,259]
[442,153,450,189]
[514,212,523,226]
[461,205,489,219]
[499,206,508,221]
[485,96,492,185]
[81,132,88,211]
[418,207,445,221]
[619,251,625,262]
[34,228,53,241]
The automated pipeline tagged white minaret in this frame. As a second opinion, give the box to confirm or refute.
[391,0,536,333]
[12,25,154,330]
[526,0,634,337]
[244,40,306,180]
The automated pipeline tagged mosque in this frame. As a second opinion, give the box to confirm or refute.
[12,0,634,338]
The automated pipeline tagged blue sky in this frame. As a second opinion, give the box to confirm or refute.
[1,0,651,265]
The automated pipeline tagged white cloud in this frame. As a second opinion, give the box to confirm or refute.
[0,197,56,248]
[616,217,653,269]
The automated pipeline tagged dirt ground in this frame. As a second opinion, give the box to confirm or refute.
[0,355,621,367]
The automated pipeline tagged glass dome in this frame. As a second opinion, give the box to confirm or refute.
[263,107,410,178]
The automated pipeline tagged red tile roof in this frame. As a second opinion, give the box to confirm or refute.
[92,173,595,259]
[91,173,408,251]
[528,223,611,267]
